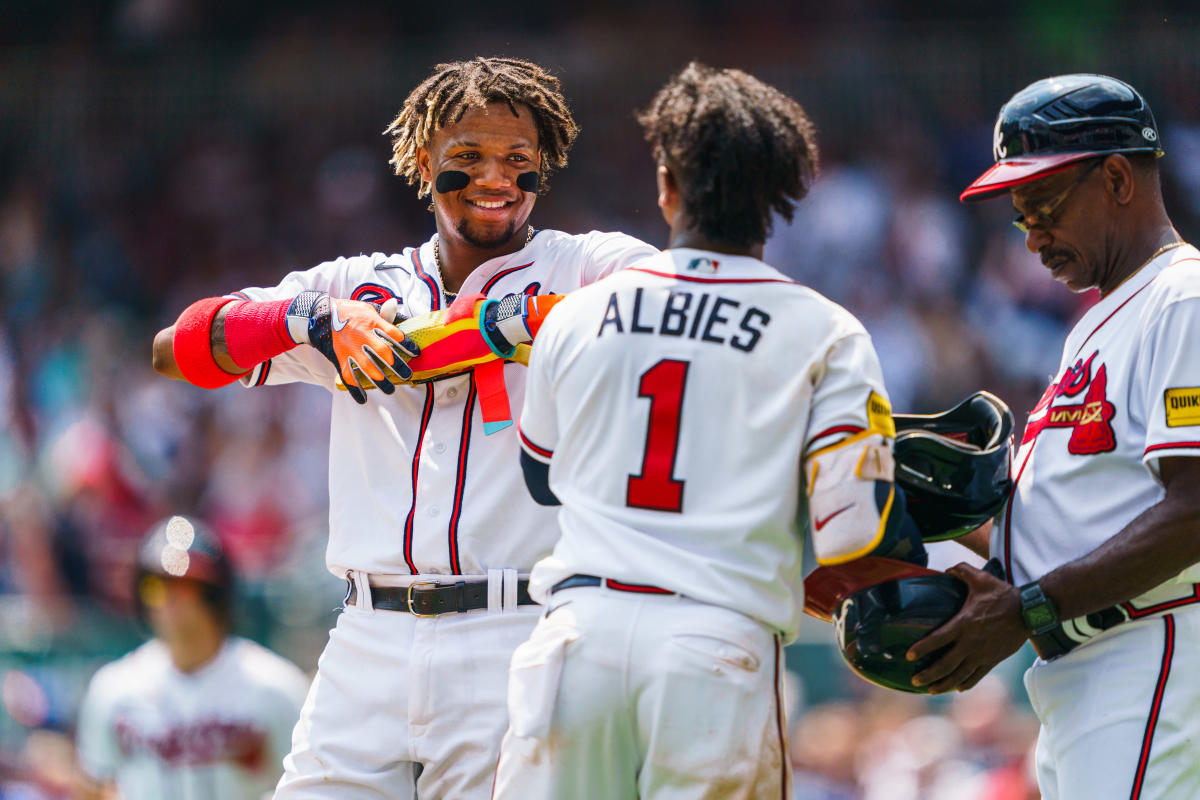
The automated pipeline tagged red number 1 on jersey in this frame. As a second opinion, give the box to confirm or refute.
[627,359,689,512]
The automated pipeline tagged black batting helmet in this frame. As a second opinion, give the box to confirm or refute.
[135,515,234,626]
[892,391,1014,543]
[833,571,969,694]
[961,74,1163,202]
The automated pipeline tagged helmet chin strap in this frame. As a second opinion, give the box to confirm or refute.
[434,170,539,194]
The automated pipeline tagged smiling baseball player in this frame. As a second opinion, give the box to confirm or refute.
[492,62,912,798]
[907,74,1200,800]
[152,58,656,798]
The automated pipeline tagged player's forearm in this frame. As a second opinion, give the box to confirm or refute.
[152,305,243,381]
[1037,461,1200,619]
[955,523,991,560]
[207,304,243,373]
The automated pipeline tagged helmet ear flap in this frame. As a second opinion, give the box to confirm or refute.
[892,391,1014,542]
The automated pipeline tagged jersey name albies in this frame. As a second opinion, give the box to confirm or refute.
[519,249,892,638]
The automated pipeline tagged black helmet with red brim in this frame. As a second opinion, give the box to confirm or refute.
[961,73,1164,203]
[804,557,971,694]
[804,556,941,623]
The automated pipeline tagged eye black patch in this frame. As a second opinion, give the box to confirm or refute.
[435,171,470,193]
[516,172,539,193]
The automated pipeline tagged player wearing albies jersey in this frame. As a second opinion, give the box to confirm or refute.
[493,63,910,799]
[908,75,1200,800]
[152,58,655,799]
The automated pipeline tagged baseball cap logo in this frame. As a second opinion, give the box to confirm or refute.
[833,598,854,644]
[993,118,1007,159]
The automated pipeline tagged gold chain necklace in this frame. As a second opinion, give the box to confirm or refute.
[432,227,535,302]
[1104,240,1188,297]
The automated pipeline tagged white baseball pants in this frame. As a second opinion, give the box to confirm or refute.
[1025,606,1200,800]
[275,582,539,799]
[492,586,790,800]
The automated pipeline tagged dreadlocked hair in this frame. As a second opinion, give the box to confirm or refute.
[638,62,819,248]
[386,56,579,198]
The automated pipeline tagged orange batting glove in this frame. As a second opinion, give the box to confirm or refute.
[287,292,420,404]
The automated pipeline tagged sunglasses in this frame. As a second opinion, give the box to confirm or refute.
[1012,159,1102,234]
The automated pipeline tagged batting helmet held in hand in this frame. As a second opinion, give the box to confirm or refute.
[892,391,1014,542]
[833,572,969,694]
[961,73,1163,202]
[135,515,234,626]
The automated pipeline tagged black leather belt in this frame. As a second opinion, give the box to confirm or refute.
[550,574,675,596]
[345,578,536,616]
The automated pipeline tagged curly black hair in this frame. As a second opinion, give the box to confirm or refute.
[386,56,579,198]
[638,62,819,247]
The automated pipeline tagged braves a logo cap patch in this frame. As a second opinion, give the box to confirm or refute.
[1165,387,1200,427]
[867,391,896,438]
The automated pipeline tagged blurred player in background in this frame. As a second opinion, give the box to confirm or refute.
[908,74,1200,799]
[494,62,923,798]
[151,57,655,798]
[75,515,308,800]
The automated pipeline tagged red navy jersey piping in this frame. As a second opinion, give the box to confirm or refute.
[1129,615,1175,800]
[403,385,436,573]
[518,425,553,460]
[446,375,478,574]
[627,266,797,286]
[411,248,443,311]
[483,262,535,294]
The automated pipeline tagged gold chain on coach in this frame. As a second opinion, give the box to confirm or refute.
[1104,240,1187,297]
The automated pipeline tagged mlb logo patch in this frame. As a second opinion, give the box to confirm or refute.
[684,257,719,275]
[1164,387,1200,427]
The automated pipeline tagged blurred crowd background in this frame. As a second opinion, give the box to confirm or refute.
[4,1,1200,797]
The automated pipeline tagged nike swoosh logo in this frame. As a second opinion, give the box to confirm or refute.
[331,302,350,332]
[814,504,854,531]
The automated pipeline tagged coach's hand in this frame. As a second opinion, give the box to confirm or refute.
[905,562,1027,693]
[288,291,420,404]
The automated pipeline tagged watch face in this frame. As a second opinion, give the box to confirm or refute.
[1024,604,1055,631]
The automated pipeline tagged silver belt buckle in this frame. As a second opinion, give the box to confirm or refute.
[407,580,442,617]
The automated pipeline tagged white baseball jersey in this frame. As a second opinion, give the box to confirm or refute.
[76,637,309,800]
[517,248,893,639]
[1001,243,1200,800]
[232,230,656,579]
[998,243,1200,599]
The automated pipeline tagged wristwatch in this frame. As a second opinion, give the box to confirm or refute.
[1018,581,1059,635]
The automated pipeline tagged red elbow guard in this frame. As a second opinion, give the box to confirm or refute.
[172,297,246,389]
[223,297,296,370]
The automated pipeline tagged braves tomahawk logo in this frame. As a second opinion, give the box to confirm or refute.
[1021,351,1116,454]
